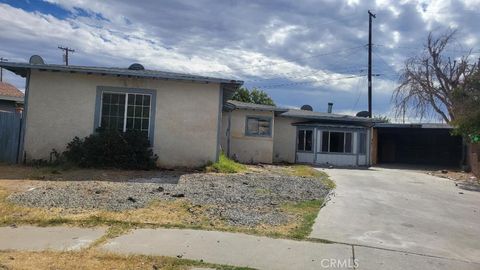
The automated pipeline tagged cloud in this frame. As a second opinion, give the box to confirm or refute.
[0,0,478,121]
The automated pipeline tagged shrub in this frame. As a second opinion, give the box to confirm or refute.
[206,153,246,173]
[63,129,158,170]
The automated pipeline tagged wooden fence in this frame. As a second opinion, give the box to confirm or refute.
[0,111,22,163]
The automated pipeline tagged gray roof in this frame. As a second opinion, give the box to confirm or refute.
[0,62,244,86]
[279,109,377,123]
[225,100,378,124]
[226,100,288,112]
[374,123,452,129]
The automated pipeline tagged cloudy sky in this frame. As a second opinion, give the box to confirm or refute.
[0,0,479,121]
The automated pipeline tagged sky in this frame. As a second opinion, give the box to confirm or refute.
[0,0,479,122]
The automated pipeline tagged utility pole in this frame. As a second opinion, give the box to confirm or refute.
[368,10,376,118]
[58,46,75,66]
[0,57,7,82]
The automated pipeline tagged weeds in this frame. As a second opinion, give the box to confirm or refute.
[206,153,247,173]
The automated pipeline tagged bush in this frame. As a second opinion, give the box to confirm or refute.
[206,153,246,173]
[63,129,158,170]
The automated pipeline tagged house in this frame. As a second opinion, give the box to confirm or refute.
[222,100,376,167]
[0,56,243,167]
[0,55,465,169]
[0,81,24,112]
[221,101,465,168]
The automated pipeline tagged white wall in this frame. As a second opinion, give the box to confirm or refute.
[222,109,274,163]
[273,117,297,163]
[25,70,222,168]
[312,128,370,167]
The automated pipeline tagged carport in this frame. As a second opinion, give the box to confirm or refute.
[372,123,463,167]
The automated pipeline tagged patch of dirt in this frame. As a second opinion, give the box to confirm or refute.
[5,165,331,227]
[429,169,480,192]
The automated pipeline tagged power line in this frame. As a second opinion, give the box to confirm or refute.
[252,74,366,89]
[230,45,366,72]
[58,46,75,66]
[244,65,367,83]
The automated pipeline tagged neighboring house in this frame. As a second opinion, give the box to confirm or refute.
[0,56,242,167]
[222,100,375,166]
[0,81,24,112]
[222,101,465,168]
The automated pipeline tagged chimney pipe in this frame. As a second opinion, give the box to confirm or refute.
[327,102,333,113]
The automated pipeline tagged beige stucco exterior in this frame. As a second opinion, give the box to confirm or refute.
[273,117,297,163]
[221,109,274,163]
[24,70,222,168]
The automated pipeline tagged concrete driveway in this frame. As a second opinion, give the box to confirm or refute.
[310,167,480,264]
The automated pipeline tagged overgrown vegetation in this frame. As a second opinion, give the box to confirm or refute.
[206,153,247,173]
[452,70,480,143]
[63,129,158,170]
[281,200,323,239]
[231,87,275,106]
[0,250,253,270]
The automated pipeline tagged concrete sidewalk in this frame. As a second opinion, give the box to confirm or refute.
[1,226,479,269]
[101,228,353,270]
[0,226,105,251]
[101,228,480,270]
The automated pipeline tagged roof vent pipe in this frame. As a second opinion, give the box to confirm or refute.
[327,102,333,113]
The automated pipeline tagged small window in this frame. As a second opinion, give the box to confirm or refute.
[246,117,271,136]
[322,131,329,152]
[359,133,367,154]
[101,93,126,131]
[100,92,151,137]
[297,129,313,152]
[320,131,353,154]
[330,132,345,153]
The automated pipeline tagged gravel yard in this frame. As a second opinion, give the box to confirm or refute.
[8,170,330,227]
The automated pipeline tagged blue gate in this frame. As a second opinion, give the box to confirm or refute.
[0,111,22,163]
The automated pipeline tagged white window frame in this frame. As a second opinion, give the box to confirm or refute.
[99,91,152,137]
[321,131,353,154]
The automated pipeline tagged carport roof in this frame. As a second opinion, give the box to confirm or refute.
[374,123,452,129]
[280,109,377,123]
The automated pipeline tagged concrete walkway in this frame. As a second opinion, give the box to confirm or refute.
[101,228,479,270]
[101,228,353,270]
[0,226,105,251]
[310,167,480,264]
[1,225,479,269]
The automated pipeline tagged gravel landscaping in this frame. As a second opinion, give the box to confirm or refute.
[8,170,331,226]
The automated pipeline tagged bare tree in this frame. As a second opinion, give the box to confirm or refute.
[393,30,478,123]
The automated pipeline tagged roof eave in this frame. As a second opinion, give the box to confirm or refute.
[0,95,24,102]
[0,62,244,86]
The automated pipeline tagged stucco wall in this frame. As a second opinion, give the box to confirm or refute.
[273,117,297,163]
[24,70,221,168]
[225,109,274,164]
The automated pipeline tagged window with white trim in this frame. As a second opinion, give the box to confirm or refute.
[245,116,271,136]
[100,92,151,137]
[297,129,313,152]
[321,131,353,153]
[359,132,367,154]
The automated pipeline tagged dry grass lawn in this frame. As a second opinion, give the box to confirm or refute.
[0,164,332,239]
[0,250,252,270]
